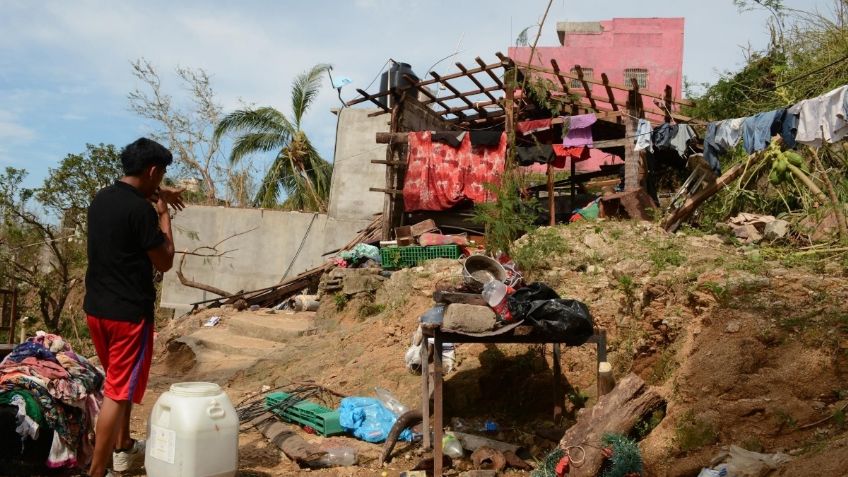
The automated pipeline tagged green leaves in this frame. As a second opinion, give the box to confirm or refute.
[213,64,333,211]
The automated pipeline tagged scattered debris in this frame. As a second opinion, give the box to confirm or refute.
[202,315,221,327]
[699,444,792,477]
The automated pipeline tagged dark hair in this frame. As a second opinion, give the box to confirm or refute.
[120,138,173,176]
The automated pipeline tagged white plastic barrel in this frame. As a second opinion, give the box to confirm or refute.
[145,382,239,477]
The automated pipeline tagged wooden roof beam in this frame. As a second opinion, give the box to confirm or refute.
[514,60,694,107]
[476,56,504,88]
[456,62,498,103]
[355,88,390,113]
[404,74,465,119]
[573,64,597,111]
[430,71,486,117]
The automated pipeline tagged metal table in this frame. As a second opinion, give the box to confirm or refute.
[419,323,607,476]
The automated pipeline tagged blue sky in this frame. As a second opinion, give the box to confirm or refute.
[0,0,834,190]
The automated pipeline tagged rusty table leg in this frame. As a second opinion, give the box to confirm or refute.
[433,330,444,476]
[552,342,563,423]
[421,334,431,449]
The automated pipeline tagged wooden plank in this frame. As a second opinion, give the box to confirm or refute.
[416,85,501,105]
[433,332,445,477]
[382,105,399,241]
[355,88,390,112]
[438,99,499,116]
[430,71,482,118]
[593,138,631,148]
[370,187,402,195]
[376,132,408,143]
[407,58,506,89]
[600,73,620,112]
[574,64,597,111]
[664,84,674,122]
[550,59,577,115]
[457,62,498,103]
[406,74,464,119]
[624,78,643,192]
[433,291,487,306]
[370,159,406,167]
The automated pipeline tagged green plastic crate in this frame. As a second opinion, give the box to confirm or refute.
[380,245,460,270]
[265,392,344,436]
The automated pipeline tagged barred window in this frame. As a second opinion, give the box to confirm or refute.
[624,68,648,89]
[569,68,594,90]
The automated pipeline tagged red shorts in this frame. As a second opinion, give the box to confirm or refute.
[87,315,153,404]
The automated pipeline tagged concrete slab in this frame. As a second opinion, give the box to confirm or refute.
[226,311,316,342]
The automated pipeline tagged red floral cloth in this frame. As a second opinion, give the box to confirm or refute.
[403,131,506,212]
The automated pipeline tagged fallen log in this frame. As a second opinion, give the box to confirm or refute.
[663,155,763,232]
[253,414,324,467]
[558,373,664,477]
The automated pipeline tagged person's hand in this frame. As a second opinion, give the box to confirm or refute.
[153,196,169,217]
[158,186,186,211]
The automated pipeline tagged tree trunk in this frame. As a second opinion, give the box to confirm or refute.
[558,373,664,477]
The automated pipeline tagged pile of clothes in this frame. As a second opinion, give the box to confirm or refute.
[0,332,104,469]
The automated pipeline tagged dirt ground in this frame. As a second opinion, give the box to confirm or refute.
[133,220,848,476]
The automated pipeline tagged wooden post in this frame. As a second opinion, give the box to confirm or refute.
[433,331,445,477]
[381,99,400,241]
[570,157,577,212]
[504,66,515,169]
[552,343,563,423]
[624,78,643,192]
[547,162,555,226]
[420,337,431,449]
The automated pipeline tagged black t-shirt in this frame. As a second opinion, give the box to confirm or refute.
[83,181,165,322]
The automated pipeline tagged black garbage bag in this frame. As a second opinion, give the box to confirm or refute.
[508,283,595,345]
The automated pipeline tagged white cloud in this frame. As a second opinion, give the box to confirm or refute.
[0,110,36,142]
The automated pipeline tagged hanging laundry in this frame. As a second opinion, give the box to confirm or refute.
[551,145,591,168]
[652,122,676,150]
[516,118,553,136]
[669,124,697,157]
[431,131,466,148]
[465,133,508,203]
[779,109,799,149]
[714,117,746,149]
[634,119,653,152]
[403,131,505,211]
[742,109,783,154]
[562,114,596,147]
[516,144,555,166]
[788,84,848,147]
[469,130,503,146]
[703,117,744,176]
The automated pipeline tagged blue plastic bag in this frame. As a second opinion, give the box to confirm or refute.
[338,397,413,443]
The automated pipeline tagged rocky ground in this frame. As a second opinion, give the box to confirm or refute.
[134,219,847,476]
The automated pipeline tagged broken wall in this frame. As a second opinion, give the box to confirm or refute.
[327,107,388,221]
[161,206,371,316]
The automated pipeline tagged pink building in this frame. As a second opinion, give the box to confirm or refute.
[509,17,685,101]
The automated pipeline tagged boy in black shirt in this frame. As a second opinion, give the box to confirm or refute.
[84,138,182,477]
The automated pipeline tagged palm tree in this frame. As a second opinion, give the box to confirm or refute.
[213,64,333,211]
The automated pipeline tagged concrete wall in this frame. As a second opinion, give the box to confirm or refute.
[327,107,388,221]
[510,17,685,100]
[161,206,371,315]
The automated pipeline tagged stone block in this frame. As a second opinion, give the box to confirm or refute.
[443,304,498,333]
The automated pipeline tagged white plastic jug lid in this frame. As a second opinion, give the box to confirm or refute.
[169,382,222,397]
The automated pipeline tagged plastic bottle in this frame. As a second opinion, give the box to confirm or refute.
[482,280,514,322]
[316,447,357,467]
[374,387,409,416]
[420,304,446,325]
[442,433,464,459]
